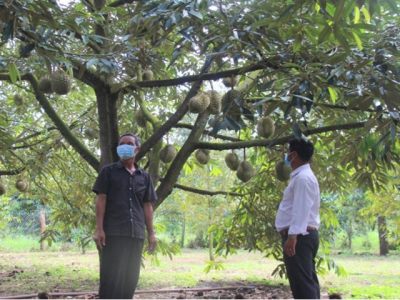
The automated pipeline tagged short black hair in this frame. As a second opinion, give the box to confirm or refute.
[118,132,141,146]
[288,138,314,162]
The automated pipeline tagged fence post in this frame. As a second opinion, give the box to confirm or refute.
[40,210,46,251]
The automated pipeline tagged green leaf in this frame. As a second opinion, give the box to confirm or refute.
[333,0,346,23]
[361,6,371,23]
[390,123,396,143]
[318,24,332,44]
[241,107,254,121]
[7,62,20,84]
[82,35,89,45]
[384,0,399,13]
[333,26,350,53]
[188,10,203,20]
[292,123,302,139]
[260,80,276,91]
[328,87,337,104]
[354,6,360,23]
[352,32,363,50]
[293,34,302,53]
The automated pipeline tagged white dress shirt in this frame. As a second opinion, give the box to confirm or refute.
[275,164,320,235]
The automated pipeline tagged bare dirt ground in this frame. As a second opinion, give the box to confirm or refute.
[0,249,331,300]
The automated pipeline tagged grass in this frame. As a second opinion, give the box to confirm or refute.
[1,245,400,299]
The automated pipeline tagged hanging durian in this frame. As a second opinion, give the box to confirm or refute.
[158,145,177,163]
[15,179,29,192]
[189,93,210,114]
[236,161,254,182]
[257,117,275,139]
[222,76,239,88]
[135,110,147,128]
[195,149,210,165]
[205,90,222,115]
[225,152,240,171]
[275,161,292,182]
[38,75,53,94]
[142,69,154,81]
[13,94,24,106]
[51,69,71,95]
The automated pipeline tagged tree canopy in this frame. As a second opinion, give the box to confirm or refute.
[0,0,399,257]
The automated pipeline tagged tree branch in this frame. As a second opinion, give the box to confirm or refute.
[126,59,279,90]
[0,167,25,176]
[168,181,245,197]
[195,122,367,151]
[174,123,242,142]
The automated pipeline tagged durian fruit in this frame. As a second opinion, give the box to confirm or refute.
[222,76,239,88]
[0,181,6,196]
[195,149,210,165]
[51,69,71,95]
[15,179,29,192]
[257,116,275,139]
[143,69,154,81]
[94,0,106,10]
[236,161,254,182]
[275,160,292,182]
[225,152,240,171]
[38,75,53,94]
[158,144,177,163]
[205,90,222,115]
[84,128,99,139]
[13,93,24,106]
[221,89,242,108]
[189,93,210,114]
[123,62,135,77]
[135,110,147,127]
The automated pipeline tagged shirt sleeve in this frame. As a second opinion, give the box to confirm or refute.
[142,173,158,203]
[289,177,314,235]
[92,166,110,195]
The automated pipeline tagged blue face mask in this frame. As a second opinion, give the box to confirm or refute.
[117,144,136,159]
[284,152,294,166]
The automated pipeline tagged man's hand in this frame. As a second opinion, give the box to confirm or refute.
[94,229,106,250]
[284,236,297,257]
[147,232,157,254]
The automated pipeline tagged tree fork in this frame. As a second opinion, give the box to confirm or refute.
[25,73,100,171]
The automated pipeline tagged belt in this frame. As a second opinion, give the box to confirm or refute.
[278,226,317,237]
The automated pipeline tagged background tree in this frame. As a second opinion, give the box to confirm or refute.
[0,0,399,267]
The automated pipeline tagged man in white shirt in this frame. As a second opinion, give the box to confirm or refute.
[275,138,320,299]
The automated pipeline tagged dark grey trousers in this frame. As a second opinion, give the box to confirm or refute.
[98,236,144,299]
[282,230,320,299]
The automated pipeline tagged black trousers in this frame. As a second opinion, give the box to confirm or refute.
[282,230,320,299]
[98,236,144,299]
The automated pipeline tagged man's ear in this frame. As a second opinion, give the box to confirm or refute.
[135,146,141,154]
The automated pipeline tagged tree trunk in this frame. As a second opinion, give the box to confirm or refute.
[40,211,46,251]
[347,227,352,249]
[378,215,389,256]
[180,216,185,248]
[209,232,214,262]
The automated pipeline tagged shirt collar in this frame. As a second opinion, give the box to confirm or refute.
[290,163,310,179]
[116,160,142,173]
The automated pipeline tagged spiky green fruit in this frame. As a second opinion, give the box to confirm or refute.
[257,117,275,139]
[221,90,243,108]
[15,179,29,192]
[225,152,240,171]
[143,69,154,81]
[222,76,239,88]
[189,94,210,114]
[51,70,71,95]
[135,110,147,127]
[158,145,177,163]
[205,90,222,115]
[275,161,292,182]
[13,94,24,106]
[0,182,6,196]
[236,161,254,182]
[38,75,53,94]
[195,149,210,165]
[123,62,135,77]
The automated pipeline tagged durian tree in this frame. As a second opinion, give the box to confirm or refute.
[0,0,400,260]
